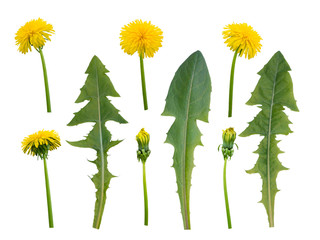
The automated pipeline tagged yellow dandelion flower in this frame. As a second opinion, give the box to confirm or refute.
[224,23,262,117]
[15,18,54,54]
[15,18,54,112]
[120,20,163,110]
[22,130,61,158]
[120,19,163,59]
[223,23,262,59]
[22,129,59,227]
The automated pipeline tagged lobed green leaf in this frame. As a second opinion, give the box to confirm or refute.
[240,51,298,227]
[67,55,127,229]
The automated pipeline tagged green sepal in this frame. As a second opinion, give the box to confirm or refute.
[33,144,50,160]
[137,149,151,163]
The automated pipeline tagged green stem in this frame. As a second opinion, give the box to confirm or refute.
[142,162,148,226]
[228,49,238,118]
[39,48,51,113]
[223,157,232,229]
[139,54,148,110]
[43,156,54,228]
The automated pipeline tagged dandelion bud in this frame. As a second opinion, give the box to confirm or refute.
[136,128,151,162]
[221,128,237,159]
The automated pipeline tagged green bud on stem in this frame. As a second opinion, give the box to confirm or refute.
[221,127,237,160]
[136,128,151,163]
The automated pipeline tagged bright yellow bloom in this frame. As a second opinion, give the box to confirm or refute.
[120,20,163,58]
[223,23,262,59]
[15,18,54,54]
[22,130,61,157]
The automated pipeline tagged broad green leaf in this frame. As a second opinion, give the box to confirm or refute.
[67,56,127,229]
[162,51,211,229]
[240,51,299,227]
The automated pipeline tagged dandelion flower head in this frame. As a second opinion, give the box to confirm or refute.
[22,130,61,158]
[120,20,163,58]
[223,23,262,59]
[15,18,54,54]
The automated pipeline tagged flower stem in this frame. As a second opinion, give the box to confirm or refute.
[228,49,238,118]
[139,54,148,110]
[142,161,148,226]
[43,156,54,228]
[223,157,232,229]
[39,48,51,113]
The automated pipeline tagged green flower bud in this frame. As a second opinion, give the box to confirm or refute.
[136,128,151,163]
[221,127,237,159]
[222,127,236,150]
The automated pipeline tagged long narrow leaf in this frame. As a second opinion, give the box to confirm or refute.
[162,51,212,229]
[67,56,127,229]
[240,51,299,227]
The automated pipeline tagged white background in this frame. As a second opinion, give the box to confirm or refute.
[0,0,318,239]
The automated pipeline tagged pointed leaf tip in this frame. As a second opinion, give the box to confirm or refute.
[85,55,110,74]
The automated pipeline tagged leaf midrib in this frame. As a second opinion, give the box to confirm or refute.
[95,67,105,228]
[266,64,279,227]
[181,55,198,229]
